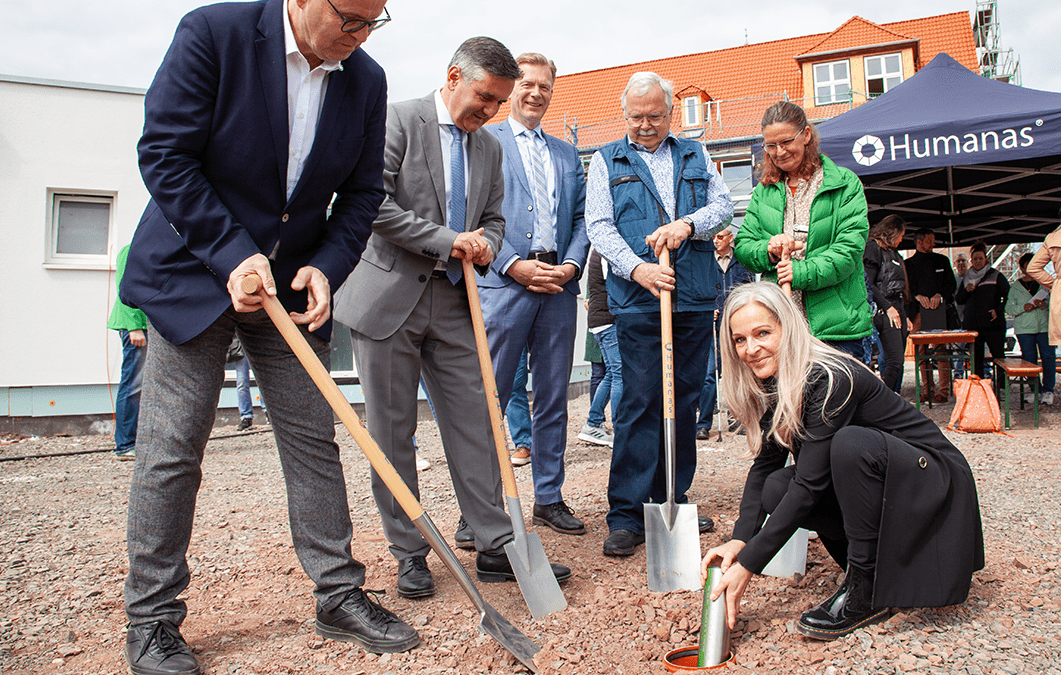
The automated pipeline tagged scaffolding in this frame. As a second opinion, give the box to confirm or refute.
[973,0,1022,85]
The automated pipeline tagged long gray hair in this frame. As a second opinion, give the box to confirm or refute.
[719,282,855,457]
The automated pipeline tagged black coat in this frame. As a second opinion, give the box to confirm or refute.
[955,267,1009,330]
[733,364,984,608]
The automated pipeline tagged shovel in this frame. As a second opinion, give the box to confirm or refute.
[462,258,568,620]
[240,275,541,674]
[644,248,702,593]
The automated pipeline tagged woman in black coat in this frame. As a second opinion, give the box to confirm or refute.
[955,240,1010,377]
[702,281,983,641]
[863,215,909,391]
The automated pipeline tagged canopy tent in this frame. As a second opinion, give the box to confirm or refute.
[818,53,1061,245]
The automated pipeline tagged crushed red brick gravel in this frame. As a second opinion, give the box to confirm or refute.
[2,389,1059,674]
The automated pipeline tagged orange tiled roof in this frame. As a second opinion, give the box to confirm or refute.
[800,16,916,58]
[493,11,977,147]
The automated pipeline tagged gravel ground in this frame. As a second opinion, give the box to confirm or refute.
[2,379,1059,675]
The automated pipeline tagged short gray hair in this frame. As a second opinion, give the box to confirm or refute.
[621,72,674,114]
[448,37,521,83]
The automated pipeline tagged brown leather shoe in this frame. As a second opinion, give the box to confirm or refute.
[509,446,531,466]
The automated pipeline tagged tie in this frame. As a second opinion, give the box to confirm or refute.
[527,130,554,253]
[447,125,466,284]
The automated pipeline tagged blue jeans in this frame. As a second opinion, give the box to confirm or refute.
[827,339,865,362]
[696,317,721,431]
[115,330,147,453]
[587,326,622,428]
[590,361,605,402]
[234,356,254,419]
[1016,333,1056,393]
[608,311,712,533]
[506,347,532,449]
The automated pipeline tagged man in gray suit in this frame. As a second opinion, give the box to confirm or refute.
[333,37,571,600]
[480,53,589,535]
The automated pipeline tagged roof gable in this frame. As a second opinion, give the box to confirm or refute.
[799,16,915,58]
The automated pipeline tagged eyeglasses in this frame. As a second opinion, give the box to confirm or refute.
[762,127,806,154]
[325,0,391,33]
[626,113,668,126]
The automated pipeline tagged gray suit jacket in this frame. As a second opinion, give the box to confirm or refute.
[334,93,506,339]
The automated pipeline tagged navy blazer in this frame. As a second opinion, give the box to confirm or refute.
[120,0,387,344]
[480,121,588,295]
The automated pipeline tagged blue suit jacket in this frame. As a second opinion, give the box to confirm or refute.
[120,0,387,344]
[481,121,588,294]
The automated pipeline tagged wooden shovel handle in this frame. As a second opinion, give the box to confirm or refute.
[462,258,521,500]
[780,248,792,298]
[239,275,424,520]
[660,248,675,422]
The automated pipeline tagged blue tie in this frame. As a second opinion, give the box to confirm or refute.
[447,125,466,284]
[527,130,554,252]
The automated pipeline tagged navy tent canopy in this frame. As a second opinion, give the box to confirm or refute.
[818,53,1061,245]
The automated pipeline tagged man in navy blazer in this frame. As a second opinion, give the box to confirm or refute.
[118,1,419,672]
[480,53,590,534]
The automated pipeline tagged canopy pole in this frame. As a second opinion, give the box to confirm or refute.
[947,165,956,255]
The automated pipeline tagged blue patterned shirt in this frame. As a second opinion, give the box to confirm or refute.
[586,135,733,280]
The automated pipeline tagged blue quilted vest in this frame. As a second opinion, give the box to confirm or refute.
[600,137,719,314]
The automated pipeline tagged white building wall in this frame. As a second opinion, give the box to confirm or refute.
[1,76,148,411]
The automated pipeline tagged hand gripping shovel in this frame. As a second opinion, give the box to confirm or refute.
[240,275,541,673]
[462,258,568,620]
[644,248,702,592]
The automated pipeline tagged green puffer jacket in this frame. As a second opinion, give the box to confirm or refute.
[734,155,872,342]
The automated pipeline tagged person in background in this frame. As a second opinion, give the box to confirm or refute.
[734,101,872,360]
[108,244,147,461]
[904,228,958,402]
[697,225,752,440]
[955,241,1009,378]
[586,71,730,557]
[579,248,619,448]
[1007,253,1055,405]
[863,215,909,392]
[953,253,969,320]
[1027,209,1061,365]
[505,348,533,465]
[703,281,983,642]
[229,336,268,431]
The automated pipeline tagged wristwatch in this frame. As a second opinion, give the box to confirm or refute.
[680,215,695,235]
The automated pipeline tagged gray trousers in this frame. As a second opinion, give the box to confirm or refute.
[351,277,512,561]
[124,308,365,626]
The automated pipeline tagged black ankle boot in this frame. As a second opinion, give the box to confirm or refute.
[796,565,889,640]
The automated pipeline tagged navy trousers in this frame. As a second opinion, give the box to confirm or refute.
[607,310,712,533]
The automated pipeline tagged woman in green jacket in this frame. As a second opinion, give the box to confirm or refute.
[1006,252,1055,405]
[735,102,872,359]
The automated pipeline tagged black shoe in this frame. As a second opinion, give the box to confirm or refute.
[454,515,475,550]
[396,555,435,599]
[727,418,743,434]
[236,417,252,431]
[797,566,890,641]
[532,501,586,535]
[125,620,200,675]
[695,427,710,440]
[698,516,715,534]
[475,547,572,583]
[315,589,420,653]
[602,529,645,557]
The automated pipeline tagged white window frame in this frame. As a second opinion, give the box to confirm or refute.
[720,159,753,199]
[45,189,116,270]
[864,53,904,98]
[682,96,702,127]
[813,60,851,106]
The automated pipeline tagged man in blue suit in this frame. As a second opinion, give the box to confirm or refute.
[480,53,590,535]
[118,1,418,672]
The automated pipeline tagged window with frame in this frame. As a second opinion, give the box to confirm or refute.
[682,96,702,127]
[865,53,903,98]
[720,159,753,196]
[813,60,851,106]
[46,191,114,268]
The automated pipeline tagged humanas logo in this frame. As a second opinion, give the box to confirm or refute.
[852,119,1042,167]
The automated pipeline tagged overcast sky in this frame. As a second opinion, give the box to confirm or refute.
[1,0,1056,100]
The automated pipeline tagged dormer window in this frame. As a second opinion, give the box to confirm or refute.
[682,95,704,127]
[865,53,903,97]
[814,60,851,105]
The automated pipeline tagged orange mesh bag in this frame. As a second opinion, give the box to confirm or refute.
[946,376,1001,433]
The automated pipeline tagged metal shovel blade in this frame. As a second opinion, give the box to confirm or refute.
[503,497,568,620]
[644,501,703,592]
[413,512,541,673]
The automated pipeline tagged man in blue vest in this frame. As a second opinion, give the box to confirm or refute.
[586,72,733,557]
